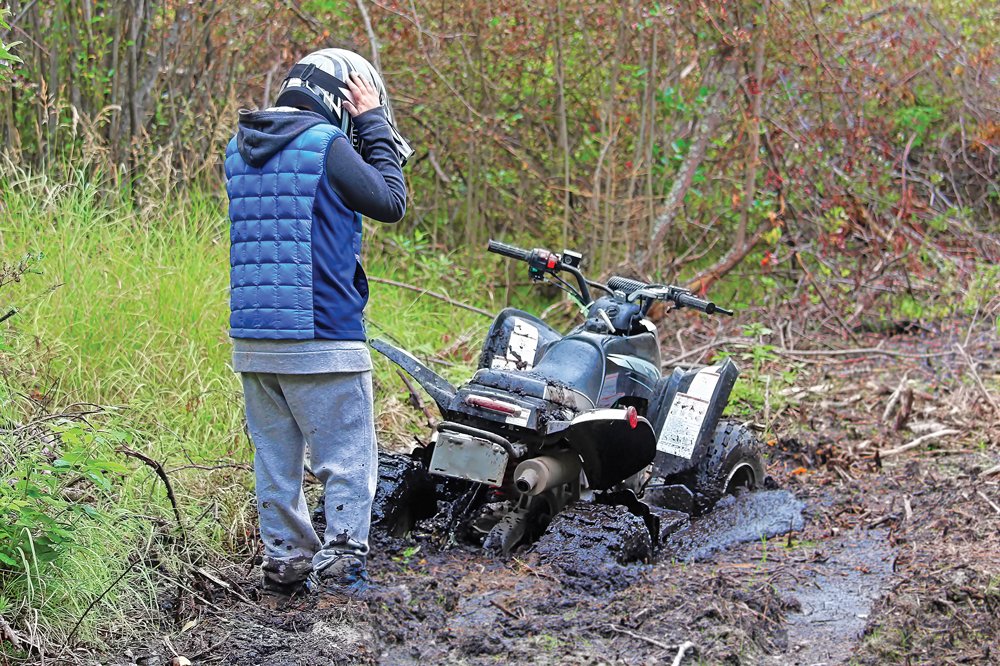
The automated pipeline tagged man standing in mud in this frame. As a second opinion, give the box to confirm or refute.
[225,49,411,599]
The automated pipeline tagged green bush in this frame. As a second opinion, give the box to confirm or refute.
[0,5,21,83]
[0,424,129,574]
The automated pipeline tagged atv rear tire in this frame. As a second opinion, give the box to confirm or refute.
[692,419,765,511]
[532,502,653,566]
[371,451,431,538]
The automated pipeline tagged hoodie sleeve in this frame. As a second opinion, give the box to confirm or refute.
[325,107,407,223]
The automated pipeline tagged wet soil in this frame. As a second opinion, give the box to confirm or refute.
[769,529,894,666]
[111,320,998,665]
[663,489,805,562]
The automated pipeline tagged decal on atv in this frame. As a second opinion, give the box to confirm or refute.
[491,317,539,370]
[656,366,722,459]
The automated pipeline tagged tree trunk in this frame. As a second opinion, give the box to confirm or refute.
[636,51,738,273]
[736,0,769,250]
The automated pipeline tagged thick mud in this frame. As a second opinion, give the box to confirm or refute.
[530,502,653,593]
[664,489,806,562]
[119,486,879,666]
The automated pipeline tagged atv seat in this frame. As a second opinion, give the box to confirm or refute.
[472,336,605,408]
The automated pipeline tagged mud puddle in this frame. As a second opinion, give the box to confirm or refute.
[764,529,895,666]
[664,489,806,561]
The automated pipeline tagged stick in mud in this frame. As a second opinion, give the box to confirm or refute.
[879,429,961,458]
[671,640,696,666]
[976,490,1000,516]
[608,624,677,651]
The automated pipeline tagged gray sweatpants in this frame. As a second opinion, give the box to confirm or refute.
[241,371,378,583]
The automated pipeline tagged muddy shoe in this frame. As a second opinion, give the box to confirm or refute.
[259,578,309,609]
[259,556,313,608]
[308,555,372,598]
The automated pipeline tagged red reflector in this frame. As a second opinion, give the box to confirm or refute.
[466,395,521,415]
[626,406,638,429]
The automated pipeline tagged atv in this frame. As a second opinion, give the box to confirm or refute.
[370,240,765,560]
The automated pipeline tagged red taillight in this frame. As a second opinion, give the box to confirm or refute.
[626,406,638,429]
[465,395,522,416]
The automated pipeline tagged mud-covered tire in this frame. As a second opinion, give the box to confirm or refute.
[371,451,431,538]
[532,502,653,566]
[692,419,765,510]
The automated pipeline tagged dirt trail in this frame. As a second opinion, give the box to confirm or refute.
[115,322,999,665]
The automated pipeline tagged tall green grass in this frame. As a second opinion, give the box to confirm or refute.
[0,166,544,653]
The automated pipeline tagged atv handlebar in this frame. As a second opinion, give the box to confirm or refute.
[606,276,647,295]
[607,275,734,317]
[674,291,733,316]
[488,240,733,316]
[487,239,592,304]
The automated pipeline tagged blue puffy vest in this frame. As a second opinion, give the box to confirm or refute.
[225,124,368,340]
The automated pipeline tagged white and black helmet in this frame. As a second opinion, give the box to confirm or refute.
[276,48,413,165]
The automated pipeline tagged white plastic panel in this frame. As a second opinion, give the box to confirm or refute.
[490,317,539,370]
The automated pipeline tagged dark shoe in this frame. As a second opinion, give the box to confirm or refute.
[259,577,309,610]
[259,556,313,608]
[308,555,372,598]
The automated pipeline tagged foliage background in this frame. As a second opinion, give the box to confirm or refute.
[3,0,997,286]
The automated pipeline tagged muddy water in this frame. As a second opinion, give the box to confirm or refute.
[663,489,807,561]
[661,491,894,664]
[766,529,895,666]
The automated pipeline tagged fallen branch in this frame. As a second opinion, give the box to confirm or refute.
[660,337,957,370]
[0,612,21,650]
[165,462,252,474]
[954,343,999,415]
[672,640,696,666]
[118,445,186,540]
[979,462,1000,477]
[608,624,676,651]
[879,429,960,458]
[367,276,492,318]
[977,491,1000,516]
[3,404,108,436]
[881,375,909,424]
[490,598,520,620]
[192,566,253,604]
[685,224,769,295]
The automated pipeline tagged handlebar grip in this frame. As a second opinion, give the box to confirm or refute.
[606,276,648,296]
[487,239,531,262]
[675,292,717,314]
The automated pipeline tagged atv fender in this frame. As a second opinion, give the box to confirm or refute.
[649,357,739,478]
[370,338,457,415]
[548,409,656,490]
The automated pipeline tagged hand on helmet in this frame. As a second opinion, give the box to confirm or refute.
[344,71,381,117]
